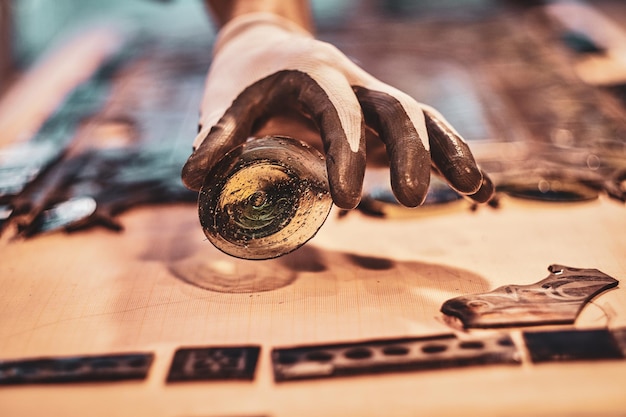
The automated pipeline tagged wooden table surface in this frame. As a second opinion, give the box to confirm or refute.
[1,195,625,417]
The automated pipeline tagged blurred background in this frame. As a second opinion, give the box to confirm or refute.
[0,0,625,236]
[0,0,525,91]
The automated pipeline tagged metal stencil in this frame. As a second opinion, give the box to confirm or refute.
[523,329,624,363]
[612,327,626,357]
[0,352,153,385]
[167,346,260,382]
[271,334,520,382]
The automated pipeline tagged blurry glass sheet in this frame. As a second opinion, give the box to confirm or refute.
[327,8,626,205]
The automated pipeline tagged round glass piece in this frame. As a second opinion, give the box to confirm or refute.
[198,136,332,260]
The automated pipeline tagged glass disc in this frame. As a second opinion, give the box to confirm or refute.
[198,136,332,260]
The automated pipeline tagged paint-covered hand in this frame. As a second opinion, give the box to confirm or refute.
[181,12,494,209]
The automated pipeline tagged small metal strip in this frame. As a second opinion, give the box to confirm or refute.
[523,328,624,363]
[612,327,626,357]
[166,346,260,382]
[0,352,153,385]
[272,334,520,382]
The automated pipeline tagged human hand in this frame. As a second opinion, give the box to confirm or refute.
[181,12,494,209]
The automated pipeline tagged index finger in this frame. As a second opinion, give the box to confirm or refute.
[181,93,262,191]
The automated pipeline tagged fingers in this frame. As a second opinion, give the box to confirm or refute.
[183,67,493,209]
[182,70,367,209]
[285,70,366,209]
[354,86,431,207]
[424,107,495,202]
[422,106,485,196]
[465,169,495,203]
[353,85,494,206]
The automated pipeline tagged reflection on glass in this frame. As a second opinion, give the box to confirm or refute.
[198,136,332,260]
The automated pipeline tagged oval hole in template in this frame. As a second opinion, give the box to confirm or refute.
[421,344,448,354]
[459,341,485,350]
[344,348,373,360]
[497,337,514,347]
[382,346,410,356]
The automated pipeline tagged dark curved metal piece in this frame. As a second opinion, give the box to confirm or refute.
[441,265,619,328]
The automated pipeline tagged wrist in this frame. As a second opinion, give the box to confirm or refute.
[213,12,313,55]
[206,0,313,32]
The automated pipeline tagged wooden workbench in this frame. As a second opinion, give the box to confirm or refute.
[1,194,625,416]
[1,3,626,415]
